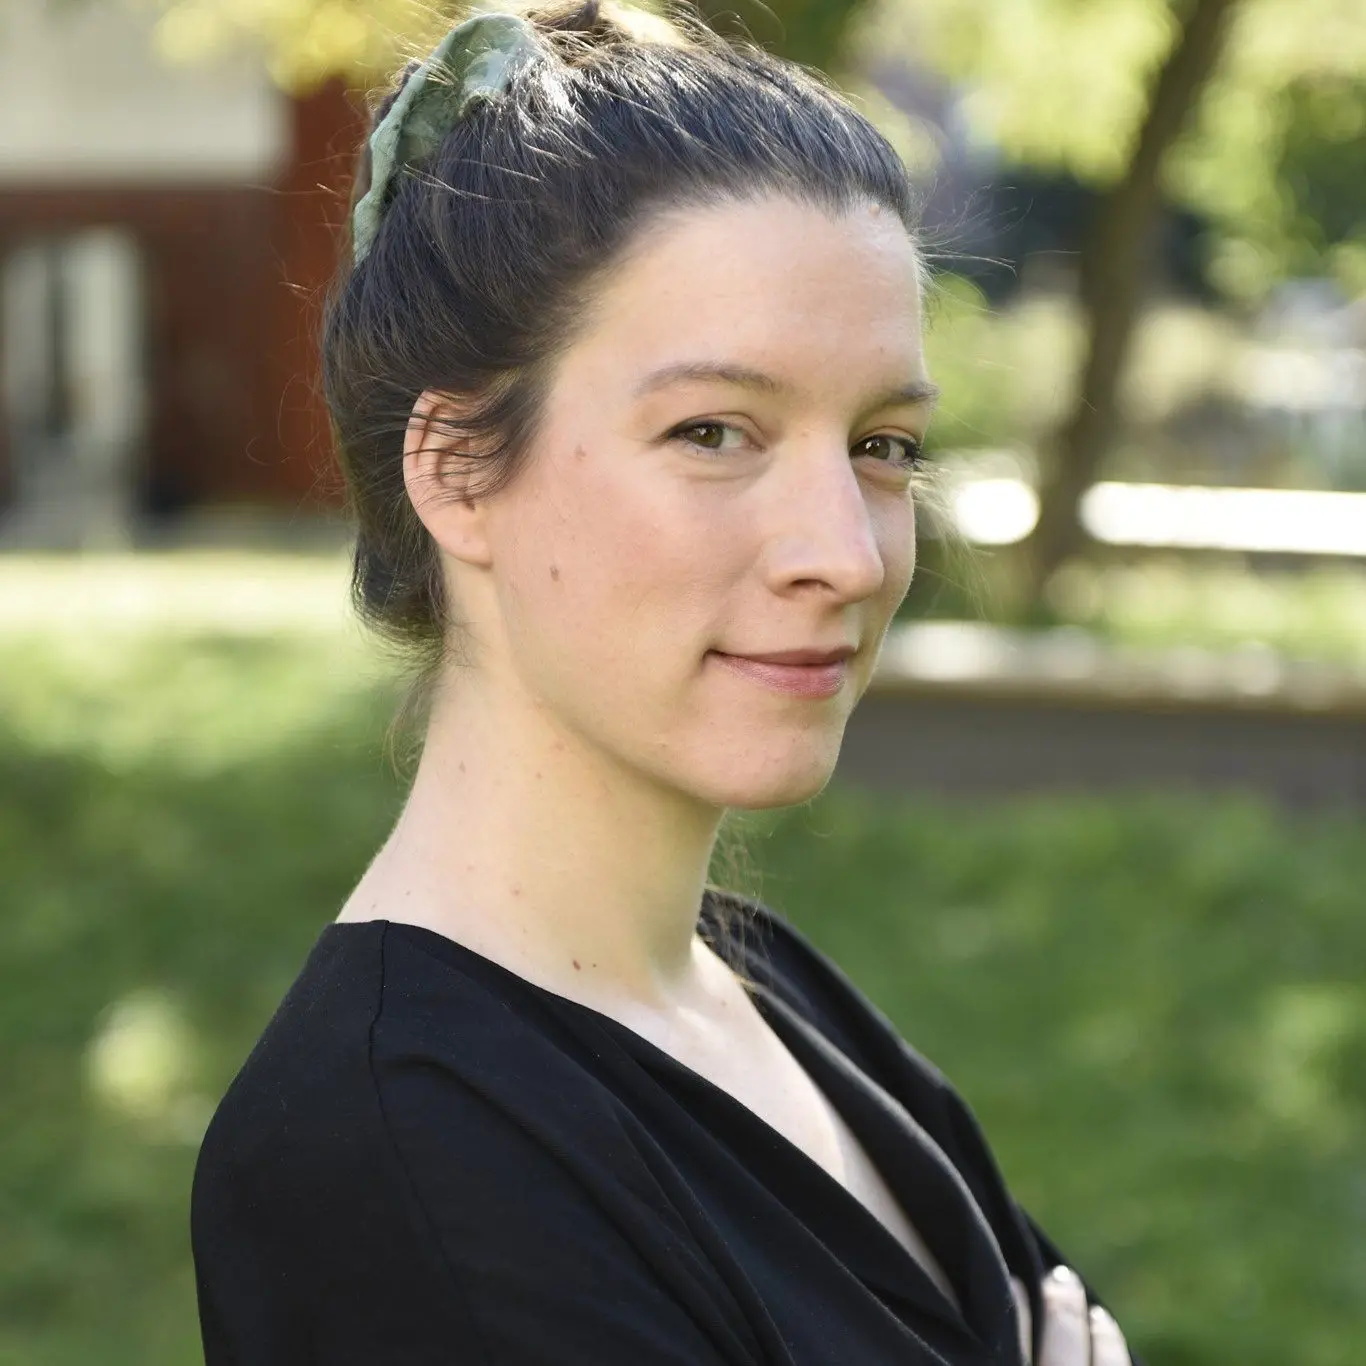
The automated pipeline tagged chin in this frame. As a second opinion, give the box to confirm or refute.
[690,747,842,812]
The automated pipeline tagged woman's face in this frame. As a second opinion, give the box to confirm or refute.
[446,193,935,810]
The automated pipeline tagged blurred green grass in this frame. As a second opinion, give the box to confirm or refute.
[1,623,1363,1366]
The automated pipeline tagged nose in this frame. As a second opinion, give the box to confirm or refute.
[760,437,895,604]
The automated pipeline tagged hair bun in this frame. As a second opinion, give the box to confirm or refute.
[529,0,613,36]
[516,0,696,54]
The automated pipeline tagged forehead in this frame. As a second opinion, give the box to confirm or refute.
[567,195,928,385]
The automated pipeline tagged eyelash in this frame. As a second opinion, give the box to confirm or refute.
[667,420,926,471]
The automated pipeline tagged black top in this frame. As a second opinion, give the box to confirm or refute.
[191,892,1134,1365]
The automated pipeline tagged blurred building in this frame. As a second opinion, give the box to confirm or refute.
[0,0,360,546]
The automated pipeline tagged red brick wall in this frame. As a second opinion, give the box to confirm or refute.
[266,78,366,508]
[0,78,364,513]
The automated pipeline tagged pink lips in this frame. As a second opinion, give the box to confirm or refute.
[709,651,849,698]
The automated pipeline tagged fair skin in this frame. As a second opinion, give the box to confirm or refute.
[338,193,1131,1365]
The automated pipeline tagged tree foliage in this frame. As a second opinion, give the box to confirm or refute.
[139,0,872,91]
[142,0,479,90]
[850,0,1366,299]
[846,0,1365,610]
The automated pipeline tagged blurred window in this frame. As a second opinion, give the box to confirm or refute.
[1,228,145,547]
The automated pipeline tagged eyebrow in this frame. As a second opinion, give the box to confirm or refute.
[630,361,941,413]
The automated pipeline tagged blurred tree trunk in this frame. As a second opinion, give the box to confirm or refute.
[1017,0,1242,612]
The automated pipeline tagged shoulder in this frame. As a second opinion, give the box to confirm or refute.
[193,922,388,1201]
[190,922,485,1358]
[193,918,640,1206]
[192,920,742,1363]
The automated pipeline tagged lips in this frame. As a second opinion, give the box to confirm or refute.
[708,649,851,698]
[719,646,856,666]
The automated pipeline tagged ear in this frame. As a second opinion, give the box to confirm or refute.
[402,388,494,569]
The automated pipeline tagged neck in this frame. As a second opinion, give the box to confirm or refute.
[348,668,727,1010]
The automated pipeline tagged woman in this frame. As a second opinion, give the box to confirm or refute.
[190,4,1141,1363]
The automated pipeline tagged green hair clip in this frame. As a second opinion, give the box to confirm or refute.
[352,12,544,266]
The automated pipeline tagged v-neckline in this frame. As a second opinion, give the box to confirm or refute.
[742,981,1014,1338]
[346,916,1013,1348]
[613,974,987,1333]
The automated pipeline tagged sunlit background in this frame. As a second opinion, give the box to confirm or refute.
[1,0,1363,1362]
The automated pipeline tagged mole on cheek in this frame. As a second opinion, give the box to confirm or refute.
[549,564,560,581]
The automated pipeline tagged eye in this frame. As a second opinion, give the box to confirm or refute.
[667,420,751,456]
[854,434,924,469]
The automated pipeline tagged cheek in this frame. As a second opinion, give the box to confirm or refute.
[515,454,726,650]
[877,493,918,598]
